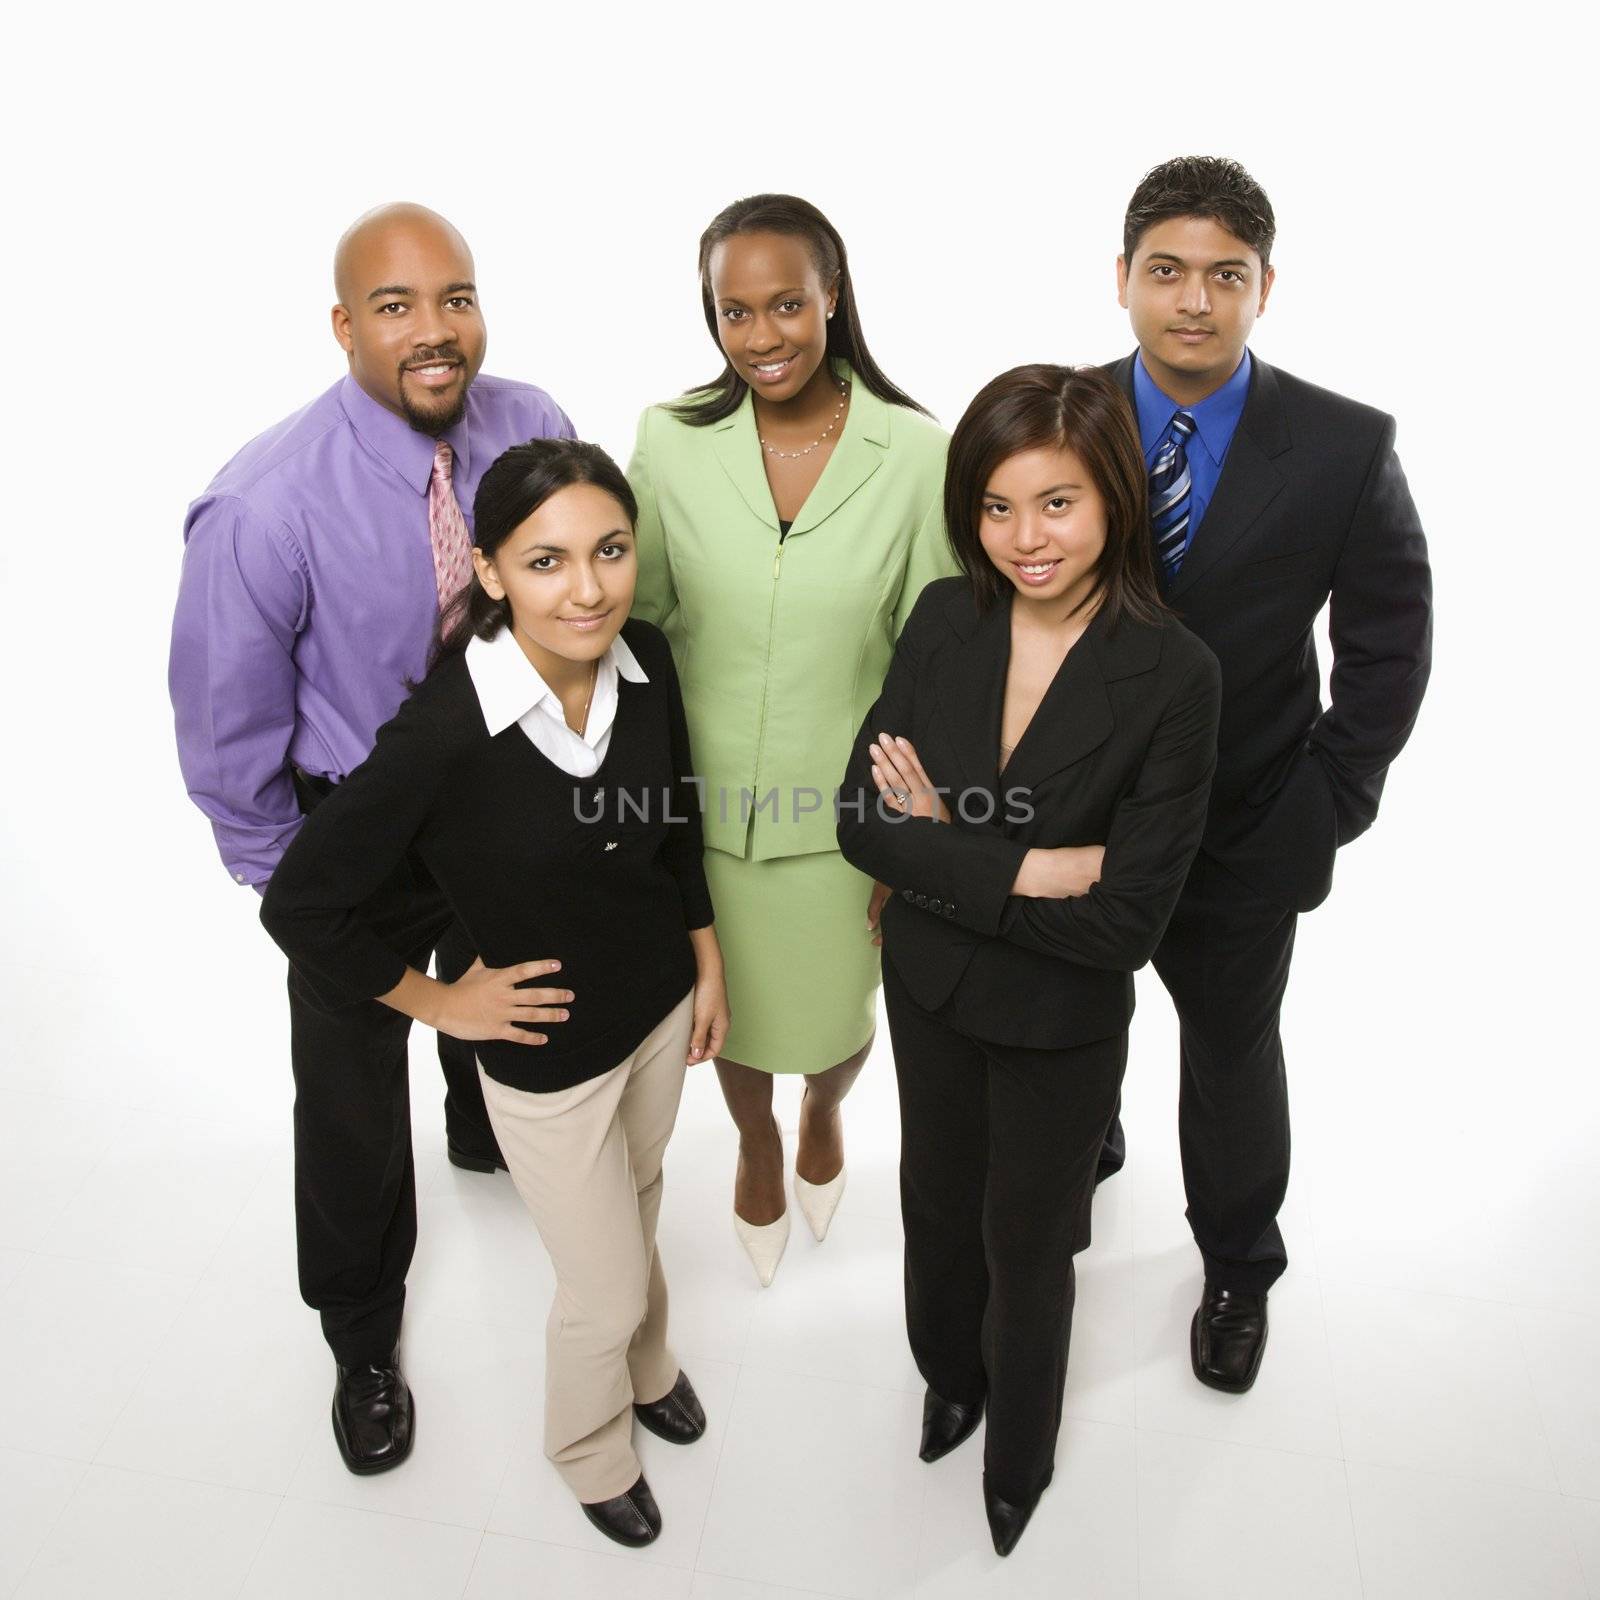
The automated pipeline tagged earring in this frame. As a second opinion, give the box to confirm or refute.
[827,311,834,320]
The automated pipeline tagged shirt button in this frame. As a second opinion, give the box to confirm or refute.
[915,894,929,908]
[234,873,246,884]
[929,899,944,915]
[900,888,914,903]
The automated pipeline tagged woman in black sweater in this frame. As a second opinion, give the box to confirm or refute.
[837,366,1221,1556]
[262,439,729,1550]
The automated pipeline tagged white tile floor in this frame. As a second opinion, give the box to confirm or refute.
[2,962,1596,1600]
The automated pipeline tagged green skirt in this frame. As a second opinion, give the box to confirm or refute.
[701,845,881,1075]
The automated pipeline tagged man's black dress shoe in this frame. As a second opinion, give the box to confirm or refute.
[919,1388,984,1463]
[1191,1284,1269,1393]
[983,1475,1040,1558]
[331,1351,414,1475]
[446,1141,507,1174]
[633,1370,706,1444]
[581,1474,661,1547]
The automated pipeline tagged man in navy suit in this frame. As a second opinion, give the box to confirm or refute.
[1101,156,1433,1390]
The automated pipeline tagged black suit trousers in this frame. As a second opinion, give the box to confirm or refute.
[287,773,498,1365]
[884,957,1126,1504]
[1132,850,1298,1294]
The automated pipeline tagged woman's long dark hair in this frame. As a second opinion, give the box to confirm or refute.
[429,438,638,671]
[669,193,929,426]
[944,364,1166,628]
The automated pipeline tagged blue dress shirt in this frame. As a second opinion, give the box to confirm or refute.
[1132,350,1253,542]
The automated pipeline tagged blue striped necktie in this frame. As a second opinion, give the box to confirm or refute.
[1150,411,1197,580]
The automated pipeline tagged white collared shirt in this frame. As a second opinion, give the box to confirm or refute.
[464,625,650,777]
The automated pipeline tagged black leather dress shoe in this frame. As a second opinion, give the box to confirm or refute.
[331,1351,414,1475]
[633,1370,706,1444]
[446,1141,507,1174]
[919,1388,984,1463]
[983,1475,1040,1557]
[1191,1285,1269,1393]
[581,1474,661,1547]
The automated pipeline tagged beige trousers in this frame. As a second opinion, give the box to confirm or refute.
[477,988,694,1502]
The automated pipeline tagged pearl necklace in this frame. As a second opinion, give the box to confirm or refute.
[758,376,850,459]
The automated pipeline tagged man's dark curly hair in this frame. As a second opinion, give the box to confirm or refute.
[1123,157,1276,267]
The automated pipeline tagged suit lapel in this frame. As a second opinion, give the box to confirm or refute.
[1168,355,1291,599]
[928,599,1154,803]
[707,364,888,539]
[709,398,779,532]
[927,592,1010,800]
[788,371,889,535]
[1000,607,1120,796]
[1109,351,1139,409]
[1165,428,1284,598]
[1111,350,1293,602]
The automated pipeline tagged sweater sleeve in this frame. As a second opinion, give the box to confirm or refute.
[657,646,714,930]
[259,684,457,1005]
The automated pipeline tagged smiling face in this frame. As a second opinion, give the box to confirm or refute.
[978,443,1109,614]
[1117,215,1274,404]
[332,211,487,435]
[708,231,837,404]
[473,483,636,677]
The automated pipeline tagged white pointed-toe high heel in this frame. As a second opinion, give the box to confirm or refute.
[793,1167,847,1242]
[732,1207,790,1287]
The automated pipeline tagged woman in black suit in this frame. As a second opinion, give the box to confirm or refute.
[837,364,1221,1556]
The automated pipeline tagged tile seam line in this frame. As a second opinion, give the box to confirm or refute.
[3,1451,88,1600]
[80,1259,207,1470]
[1310,1246,1368,1600]
[1511,1304,1588,1587]
[1315,1270,1598,1316]
[455,1529,486,1600]
[689,1355,744,1579]
[231,1489,292,1600]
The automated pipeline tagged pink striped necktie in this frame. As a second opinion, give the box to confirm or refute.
[427,441,474,611]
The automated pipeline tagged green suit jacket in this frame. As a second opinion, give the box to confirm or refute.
[628,365,957,860]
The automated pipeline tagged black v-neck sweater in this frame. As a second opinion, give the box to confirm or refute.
[260,620,713,1092]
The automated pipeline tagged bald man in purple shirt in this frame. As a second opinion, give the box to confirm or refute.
[170,203,574,1473]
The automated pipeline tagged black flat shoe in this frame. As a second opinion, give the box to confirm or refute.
[633,1370,706,1444]
[1191,1284,1269,1393]
[983,1475,1040,1557]
[581,1474,661,1547]
[446,1141,507,1174]
[919,1388,984,1463]
[331,1350,414,1475]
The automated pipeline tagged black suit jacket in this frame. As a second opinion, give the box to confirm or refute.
[1107,353,1433,913]
[836,578,1221,1050]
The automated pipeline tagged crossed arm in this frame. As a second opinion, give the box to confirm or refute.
[838,598,1222,973]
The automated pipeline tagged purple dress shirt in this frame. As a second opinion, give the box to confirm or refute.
[170,372,575,888]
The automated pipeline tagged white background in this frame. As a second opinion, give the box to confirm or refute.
[0,5,1594,1598]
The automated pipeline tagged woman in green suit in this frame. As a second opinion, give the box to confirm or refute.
[628,194,955,1284]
